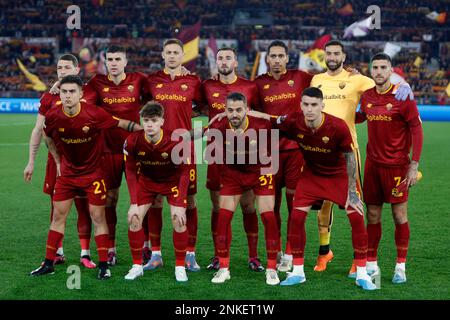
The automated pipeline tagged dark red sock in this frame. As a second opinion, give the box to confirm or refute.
[94,234,109,263]
[211,209,220,256]
[395,222,410,263]
[243,210,259,259]
[45,230,64,261]
[285,193,295,255]
[346,207,368,267]
[367,222,382,261]
[288,209,307,266]
[75,197,91,250]
[148,207,163,251]
[274,189,282,252]
[260,211,279,269]
[49,197,63,249]
[105,206,117,249]
[143,212,149,243]
[128,228,144,265]
[217,208,234,268]
[173,229,189,266]
[186,207,198,252]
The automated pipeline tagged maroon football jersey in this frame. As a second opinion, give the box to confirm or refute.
[123,129,187,182]
[146,70,203,131]
[208,115,272,174]
[83,72,148,154]
[255,70,313,151]
[202,77,260,120]
[360,86,422,166]
[271,111,353,176]
[44,102,119,176]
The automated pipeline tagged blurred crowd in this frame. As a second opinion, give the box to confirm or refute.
[0,0,448,103]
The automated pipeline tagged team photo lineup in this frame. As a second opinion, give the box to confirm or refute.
[1,0,448,302]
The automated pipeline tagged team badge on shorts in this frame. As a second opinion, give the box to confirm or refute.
[339,82,346,89]
[181,84,188,91]
[288,80,294,87]
[161,152,168,159]
[386,103,393,111]
[128,85,134,92]
[82,126,90,133]
[322,136,329,144]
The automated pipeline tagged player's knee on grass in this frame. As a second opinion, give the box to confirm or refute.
[392,202,408,224]
[367,205,382,224]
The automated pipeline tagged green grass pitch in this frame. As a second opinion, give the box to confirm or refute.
[0,114,449,300]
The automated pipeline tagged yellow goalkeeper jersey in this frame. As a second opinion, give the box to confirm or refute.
[311,69,375,148]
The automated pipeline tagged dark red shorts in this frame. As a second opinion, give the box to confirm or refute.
[43,153,57,195]
[137,175,187,207]
[53,169,107,205]
[102,153,124,190]
[274,149,304,190]
[363,158,409,205]
[293,167,348,208]
[206,163,221,191]
[220,167,275,196]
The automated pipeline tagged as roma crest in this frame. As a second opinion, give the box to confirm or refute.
[161,152,169,159]
[82,126,90,133]
[339,82,346,89]
[386,103,393,111]
[127,85,134,92]
[288,80,294,87]
[322,136,330,144]
[181,84,188,91]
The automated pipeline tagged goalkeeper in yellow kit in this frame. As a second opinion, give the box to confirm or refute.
[310,40,413,276]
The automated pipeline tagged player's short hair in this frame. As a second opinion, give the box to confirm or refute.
[371,52,392,64]
[217,47,238,58]
[226,92,247,105]
[59,75,83,88]
[106,45,127,55]
[140,101,164,118]
[163,38,184,51]
[302,87,324,100]
[58,54,78,67]
[267,40,288,55]
[325,40,345,53]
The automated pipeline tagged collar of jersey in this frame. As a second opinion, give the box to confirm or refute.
[219,75,238,85]
[107,73,127,84]
[377,83,393,95]
[267,69,287,78]
[62,103,81,118]
[163,68,182,78]
[144,129,164,146]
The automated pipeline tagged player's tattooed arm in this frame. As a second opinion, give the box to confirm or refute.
[344,151,364,214]
[24,114,46,182]
[118,120,142,132]
[44,134,61,176]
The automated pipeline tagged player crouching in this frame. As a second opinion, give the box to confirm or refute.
[123,101,190,282]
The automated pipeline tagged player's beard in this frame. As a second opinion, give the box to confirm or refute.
[219,67,233,76]
[230,117,243,129]
[325,60,342,71]
[374,76,389,86]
